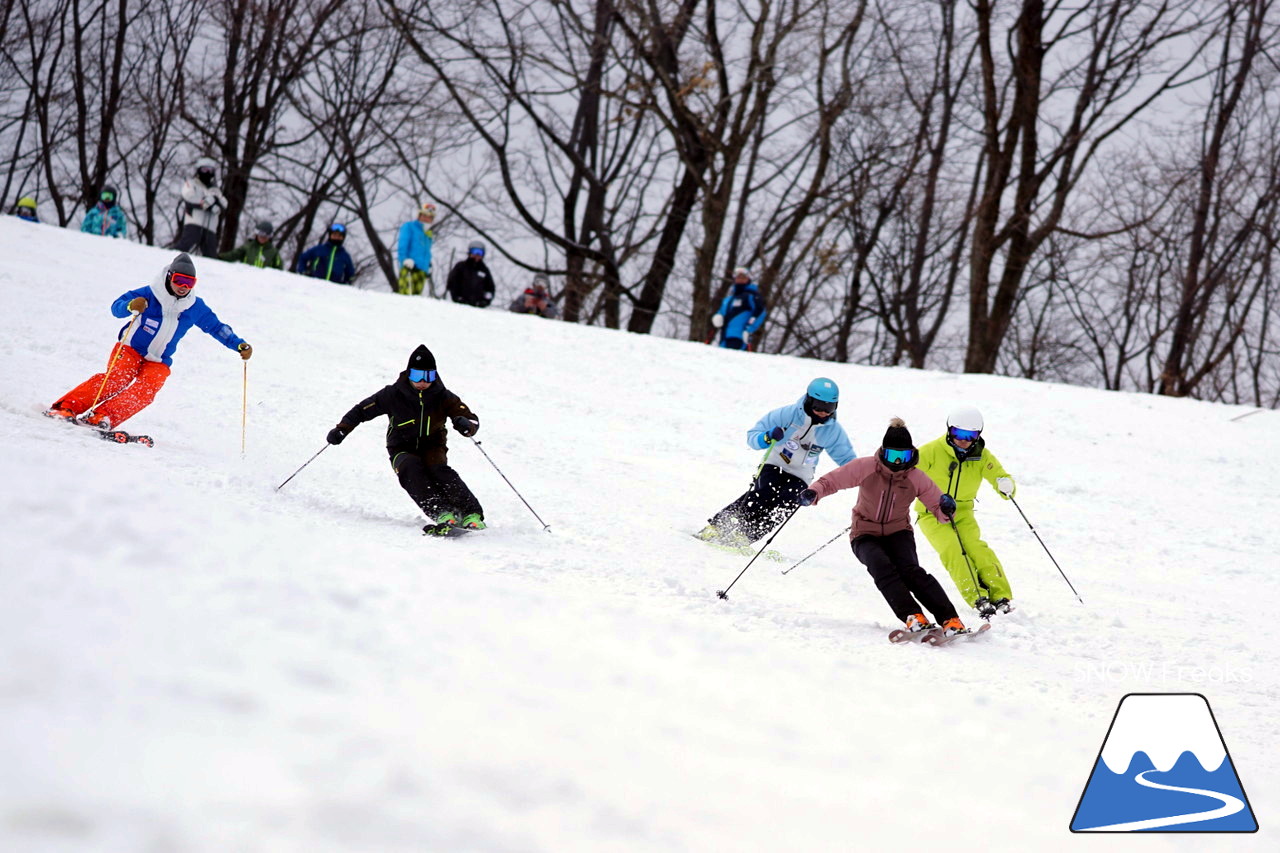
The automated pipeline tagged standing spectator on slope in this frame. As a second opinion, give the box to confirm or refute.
[445,240,495,307]
[507,274,559,318]
[13,196,39,223]
[44,253,252,429]
[799,418,970,638]
[397,202,435,295]
[697,378,856,547]
[80,186,128,239]
[913,406,1018,619]
[325,344,487,536]
[710,267,766,350]
[219,219,284,269]
[175,158,226,255]
[297,223,356,285]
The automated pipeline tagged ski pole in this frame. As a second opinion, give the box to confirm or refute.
[716,505,800,599]
[780,526,849,575]
[468,436,550,531]
[1008,495,1084,605]
[276,444,328,491]
[240,362,248,456]
[946,512,987,618]
[85,314,141,416]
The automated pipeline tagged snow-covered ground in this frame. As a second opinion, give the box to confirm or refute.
[1,218,1276,852]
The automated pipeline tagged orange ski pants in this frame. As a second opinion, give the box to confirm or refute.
[54,343,170,427]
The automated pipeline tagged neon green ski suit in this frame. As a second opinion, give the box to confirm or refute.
[912,434,1015,606]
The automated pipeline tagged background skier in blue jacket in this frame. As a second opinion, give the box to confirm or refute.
[710,267,767,350]
[297,223,355,284]
[397,202,435,295]
[697,377,856,546]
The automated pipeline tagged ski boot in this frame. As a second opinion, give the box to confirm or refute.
[992,597,1014,615]
[905,613,936,633]
[460,513,487,530]
[973,596,997,619]
[695,524,722,542]
[941,616,969,637]
[423,511,459,536]
[80,412,112,430]
[43,406,76,421]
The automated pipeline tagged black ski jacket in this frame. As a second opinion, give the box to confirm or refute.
[339,374,477,466]
[445,258,495,307]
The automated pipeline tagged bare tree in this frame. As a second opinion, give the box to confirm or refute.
[964,0,1207,374]
[1157,0,1278,397]
[177,0,348,252]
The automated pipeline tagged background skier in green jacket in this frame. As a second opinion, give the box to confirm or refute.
[912,406,1017,619]
[218,220,284,269]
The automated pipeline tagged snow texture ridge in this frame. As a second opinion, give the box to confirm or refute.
[1,219,1277,851]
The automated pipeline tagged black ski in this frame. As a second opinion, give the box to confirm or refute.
[422,522,476,538]
[97,428,154,447]
[44,410,154,447]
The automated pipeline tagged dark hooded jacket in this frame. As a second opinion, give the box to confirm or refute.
[338,346,477,465]
[446,257,495,307]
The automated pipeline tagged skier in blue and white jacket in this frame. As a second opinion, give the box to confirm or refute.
[47,253,251,428]
[710,267,767,350]
[697,377,856,545]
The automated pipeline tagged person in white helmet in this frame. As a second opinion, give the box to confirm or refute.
[912,406,1018,618]
[175,158,227,255]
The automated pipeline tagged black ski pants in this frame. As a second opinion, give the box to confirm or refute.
[852,529,958,625]
[175,224,217,256]
[392,453,483,520]
[710,464,805,543]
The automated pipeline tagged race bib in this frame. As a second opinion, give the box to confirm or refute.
[780,439,801,464]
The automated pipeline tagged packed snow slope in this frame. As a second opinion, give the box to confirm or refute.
[1,218,1276,852]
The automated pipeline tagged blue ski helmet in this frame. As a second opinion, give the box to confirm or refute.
[804,377,838,422]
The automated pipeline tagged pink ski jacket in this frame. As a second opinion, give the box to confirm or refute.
[809,455,951,539]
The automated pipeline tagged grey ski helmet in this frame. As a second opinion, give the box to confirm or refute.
[165,252,197,295]
[255,220,274,236]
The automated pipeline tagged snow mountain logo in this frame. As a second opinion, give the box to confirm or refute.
[1071,693,1258,832]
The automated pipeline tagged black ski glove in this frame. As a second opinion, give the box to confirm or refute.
[798,488,818,506]
[452,416,478,437]
[327,426,348,445]
[939,494,956,517]
[769,426,785,443]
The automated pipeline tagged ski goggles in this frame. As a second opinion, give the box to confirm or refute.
[329,223,347,234]
[408,368,437,383]
[16,208,36,220]
[100,191,115,203]
[883,448,914,465]
[806,395,837,413]
[469,249,485,257]
[169,272,196,289]
[948,426,981,442]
